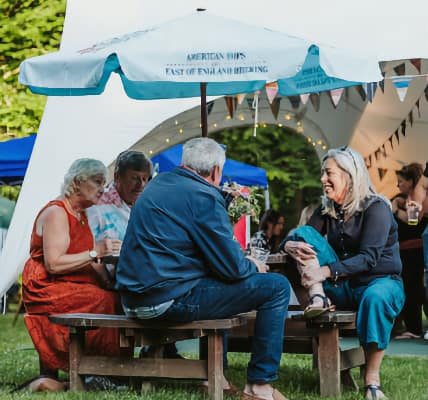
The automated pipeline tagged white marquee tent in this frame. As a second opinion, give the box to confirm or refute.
[2,0,428,297]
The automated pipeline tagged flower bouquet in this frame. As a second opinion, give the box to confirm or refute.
[223,182,263,225]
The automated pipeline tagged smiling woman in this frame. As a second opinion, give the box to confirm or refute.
[283,146,405,400]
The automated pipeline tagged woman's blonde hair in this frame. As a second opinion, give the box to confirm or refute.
[320,146,389,217]
[62,158,108,196]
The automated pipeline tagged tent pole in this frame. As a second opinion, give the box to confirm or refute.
[200,82,208,137]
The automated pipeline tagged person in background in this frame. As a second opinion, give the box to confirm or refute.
[391,163,426,339]
[22,159,122,390]
[250,209,285,252]
[408,162,428,340]
[116,138,291,400]
[283,146,404,400]
[87,150,152,288]
[88,150,152,243]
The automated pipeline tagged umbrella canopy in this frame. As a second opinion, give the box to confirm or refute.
[19,10,382,101]
[0,135,36,185]
[152,143,268,188]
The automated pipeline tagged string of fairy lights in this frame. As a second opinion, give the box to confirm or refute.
[146,103,329,156]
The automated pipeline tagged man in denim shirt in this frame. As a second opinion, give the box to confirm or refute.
[116,138,291,400]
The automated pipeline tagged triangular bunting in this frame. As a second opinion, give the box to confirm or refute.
[355,85,367,102]
[300,93,310,105]
[379,61,387,77]
[207,101,215,115]
[394,129,400,144]
[265,82,279,104]
[246,98,255,119]
[329,88,344,108]
[410,58,422,74]
[393,63,406,76]
[374,148,381,161]
[224,96,234,118]
[379,80,385,93]
[388,135,394,150]
[309,93,320,112]
[392,77,412,102]
[288,96,301,110]
[269,98,281,120]
[365,156,372,169]
[401,120,406,136]
[382,144,387,158]
[236,93,246,105]
[363,82,378,103]
[409,110,414,127]
[378,168,388,181]
[416,99,421,117]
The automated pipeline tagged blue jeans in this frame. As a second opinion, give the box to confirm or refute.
[157,273,290,383]
[324,276,405,349]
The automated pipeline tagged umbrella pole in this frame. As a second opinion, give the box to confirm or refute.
[200,82,208,137]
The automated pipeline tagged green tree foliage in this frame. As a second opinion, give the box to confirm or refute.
[0,0,66,138]
[214,125,322,230]
[0,185,20,201]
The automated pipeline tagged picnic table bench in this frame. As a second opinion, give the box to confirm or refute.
[228,309,364,397]
[48,254,364,398]
[49,312,248,400]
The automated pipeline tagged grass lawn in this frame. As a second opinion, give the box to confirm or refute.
[0,313,427,400]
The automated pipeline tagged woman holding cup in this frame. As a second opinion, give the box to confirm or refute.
[391,163,427,339]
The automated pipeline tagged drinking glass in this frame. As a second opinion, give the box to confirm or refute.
[250,247,270,263]
[407,204,419,226]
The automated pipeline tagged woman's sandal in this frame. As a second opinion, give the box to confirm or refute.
[364,384,388,400]
[304,293,335,319]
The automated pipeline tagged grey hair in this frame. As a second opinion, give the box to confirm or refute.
[182,138,226,177]
[62,158,108,196]
[114,150,153,177]
[320,146,390,217]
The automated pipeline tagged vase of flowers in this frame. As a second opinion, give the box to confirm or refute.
[223,182,263,225]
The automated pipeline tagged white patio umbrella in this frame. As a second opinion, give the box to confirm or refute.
[19,9,382,136]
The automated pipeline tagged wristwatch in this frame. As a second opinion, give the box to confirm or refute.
[89,250,98,261]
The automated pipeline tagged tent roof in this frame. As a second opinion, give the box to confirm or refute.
[151,143,268,188]
[0,135,36,185]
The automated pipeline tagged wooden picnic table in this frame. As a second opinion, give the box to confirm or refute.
[96,252,363,397]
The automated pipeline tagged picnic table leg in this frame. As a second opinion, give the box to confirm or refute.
[69,327,85,391]
[317,327,340,397]
[207,331,223,400]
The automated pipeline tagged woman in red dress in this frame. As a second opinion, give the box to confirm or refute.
[22,158,123,389]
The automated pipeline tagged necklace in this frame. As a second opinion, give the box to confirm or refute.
[64,197,85,225]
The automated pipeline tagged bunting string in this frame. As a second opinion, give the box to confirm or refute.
[363,88,427,175]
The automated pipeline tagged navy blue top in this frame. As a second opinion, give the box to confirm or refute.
[306,197,402,287]
[116,167,257,307]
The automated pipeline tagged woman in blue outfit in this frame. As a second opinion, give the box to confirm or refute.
[283,146,404,400]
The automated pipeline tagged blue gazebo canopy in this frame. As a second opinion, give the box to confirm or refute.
[0,135,36,185]
[151,143,268,188]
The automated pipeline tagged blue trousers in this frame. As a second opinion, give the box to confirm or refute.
[324,276,405,350]
[158,273,290,383]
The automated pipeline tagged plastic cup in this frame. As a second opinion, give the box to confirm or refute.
[407,204,419,226]
[250,247,270,263]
